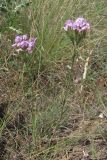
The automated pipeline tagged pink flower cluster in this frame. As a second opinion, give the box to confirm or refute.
[64,17,90,32]
[12,35,37,53]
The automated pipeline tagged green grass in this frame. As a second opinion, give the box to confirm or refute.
[0,0,107,159]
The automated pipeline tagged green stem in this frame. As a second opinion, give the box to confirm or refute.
[67,45,78,92]
[71,45,77,82]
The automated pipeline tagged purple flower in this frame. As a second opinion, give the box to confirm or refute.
[64,17,90,44]
[26,38,37,53]
[12,34,37,53]
[75,17,90,32]
[28,42,34,47]
[15,35,23,43]
[64,20,74,31]
[19,41,29,48]
[64,17,90,32]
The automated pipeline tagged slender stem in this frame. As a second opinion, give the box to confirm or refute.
[67,44,78,92]
[71,45,77,82]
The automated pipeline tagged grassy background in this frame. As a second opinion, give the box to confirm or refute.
[0,0,107,159]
